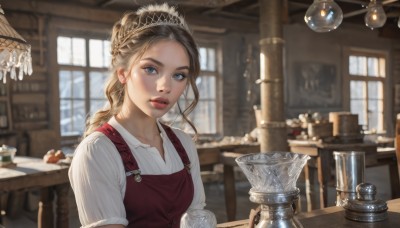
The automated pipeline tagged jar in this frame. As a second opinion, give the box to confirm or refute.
[0,144,17,166]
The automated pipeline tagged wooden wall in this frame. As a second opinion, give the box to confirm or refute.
[2,1,119,156]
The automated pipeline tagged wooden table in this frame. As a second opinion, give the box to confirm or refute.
[0,156,70,228]
[197,143,260,221]
[288,140,400,210]
[217,198,400,227]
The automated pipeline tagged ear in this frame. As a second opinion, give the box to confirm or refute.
[117,68,128,84]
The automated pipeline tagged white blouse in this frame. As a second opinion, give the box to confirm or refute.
[68,117,206,228]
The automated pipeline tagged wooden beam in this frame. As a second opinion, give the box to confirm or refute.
[121,0,241,7]
[3,0,258,34]
[343,0,400,18]
[187,14,259,33]
[2,0,121,24]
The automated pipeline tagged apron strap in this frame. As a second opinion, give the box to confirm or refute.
[97,122,192,173]
[160,123,191,172]
[96,123,139,172]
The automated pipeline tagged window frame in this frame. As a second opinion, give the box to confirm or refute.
[191,39,223,139]
[343,47,389,134]
[56,31,110,139]
[195,41,222,137]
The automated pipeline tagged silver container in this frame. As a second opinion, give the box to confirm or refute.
[333,151,365,206]
[344,183,388,222]
[249,189,303,228]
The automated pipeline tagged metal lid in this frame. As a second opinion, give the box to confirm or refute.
[343,183,388,222]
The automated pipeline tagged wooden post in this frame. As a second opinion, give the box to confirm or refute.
[38,187,54,228]
[396,113,400,178]
[55,184,69,228]
[258,0,288,152]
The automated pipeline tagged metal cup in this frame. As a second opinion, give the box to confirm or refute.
[333,151,365,206]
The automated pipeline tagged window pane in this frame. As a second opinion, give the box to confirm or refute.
[72,38,86,66]
[199,47,207,70]
[350,80,365,99]
[195,76,216,99]
[192,100,216,134]
[367,57,379,77]
[349,56,367,76]
[368,81,382,99]
[90,100,106,115]
[59,70,72,98]
[207,48,216,71]
[103,41,111,68]
[72,100,86,134]
[368,99,383,132]
[89,71,108,98]
[349,56,357,75]
[379,58,385,77]
[57,36,71,64]
[351,99,366,126]
[89,39,104,67]
[72,71,85,98]
[368,99,383,115]
[60,100,72,135]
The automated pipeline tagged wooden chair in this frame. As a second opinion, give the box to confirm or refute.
[375,147,400,199]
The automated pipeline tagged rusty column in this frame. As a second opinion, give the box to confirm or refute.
[258,0,287,152]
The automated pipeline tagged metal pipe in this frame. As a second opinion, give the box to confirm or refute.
[258,0,288,152]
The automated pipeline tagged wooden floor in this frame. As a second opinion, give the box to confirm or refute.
[1,165,394,227]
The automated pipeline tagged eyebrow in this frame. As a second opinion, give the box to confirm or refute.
[141,57,190,71]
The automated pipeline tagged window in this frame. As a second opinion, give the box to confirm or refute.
[163,44,220,136]
[346,50,386,133]
[57,36,110,136]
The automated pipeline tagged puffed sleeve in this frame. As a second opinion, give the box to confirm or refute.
[68,132,129,227]
[173,130,206,209]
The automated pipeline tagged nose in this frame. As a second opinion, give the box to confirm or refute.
[157,75,171,93]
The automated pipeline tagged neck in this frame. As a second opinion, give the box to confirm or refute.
[115,112,160,139]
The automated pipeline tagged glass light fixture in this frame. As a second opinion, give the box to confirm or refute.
[364,0,387,29]
[304,0,343,32]
[0,5,32,83]
[398,16,400,28]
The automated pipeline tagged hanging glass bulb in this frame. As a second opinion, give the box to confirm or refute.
[398,16,400,28]
[365,0,387,29]
[304,0,343,32]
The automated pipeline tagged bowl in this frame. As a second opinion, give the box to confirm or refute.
[235,152,310,192]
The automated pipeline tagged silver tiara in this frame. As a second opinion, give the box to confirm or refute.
[135,3,189,32]
[112,3,189,57]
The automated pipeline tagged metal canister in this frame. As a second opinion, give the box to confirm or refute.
[334,151,365,206]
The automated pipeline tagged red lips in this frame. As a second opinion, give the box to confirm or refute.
[150,98,169,109]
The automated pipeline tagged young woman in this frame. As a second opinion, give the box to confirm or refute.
[68,3,206,227]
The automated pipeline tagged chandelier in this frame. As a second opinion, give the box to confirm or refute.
[0,5,32,83]
[304,0,400,32]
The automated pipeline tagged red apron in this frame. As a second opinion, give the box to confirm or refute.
[97,123,194,228]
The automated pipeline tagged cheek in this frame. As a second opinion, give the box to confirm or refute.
[173,82,188,97]
[130,73,154,92]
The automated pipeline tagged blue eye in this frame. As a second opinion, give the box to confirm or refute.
[173,73,187,81]
[144,66,157,75]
